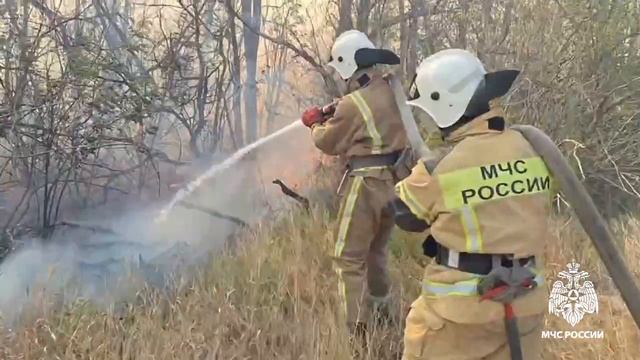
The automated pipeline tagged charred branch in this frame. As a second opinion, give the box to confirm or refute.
[51,221,119,235]
[178,201,248,227]
[272,179,310,211]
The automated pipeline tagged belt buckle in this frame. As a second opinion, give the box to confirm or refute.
[446,249,460,268]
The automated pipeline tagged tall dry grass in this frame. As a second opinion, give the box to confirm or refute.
[0,177,639,359]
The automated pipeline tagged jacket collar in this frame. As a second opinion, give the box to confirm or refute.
[346,67,383,93]
[445,109,506,143]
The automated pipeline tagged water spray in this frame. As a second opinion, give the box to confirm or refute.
[154,100,340,223]
[155,119,305,223]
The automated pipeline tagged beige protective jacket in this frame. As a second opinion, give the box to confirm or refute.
[310,68,409,326]
[395,109,555,323]
[311,68,408,163]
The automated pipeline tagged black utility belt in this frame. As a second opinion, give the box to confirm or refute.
[347,151,401,171]
[434,243,535,276]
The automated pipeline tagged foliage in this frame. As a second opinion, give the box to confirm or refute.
[0,0,236,241]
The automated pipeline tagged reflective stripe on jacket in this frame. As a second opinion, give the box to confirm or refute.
[311,69,408,162]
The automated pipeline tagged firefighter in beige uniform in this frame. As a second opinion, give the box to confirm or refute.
[391,49,553,359]
[301,30,409,335]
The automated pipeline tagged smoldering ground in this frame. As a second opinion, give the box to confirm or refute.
[0,120,316,326]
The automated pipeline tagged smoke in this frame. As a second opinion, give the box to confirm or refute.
[0,120,316,326]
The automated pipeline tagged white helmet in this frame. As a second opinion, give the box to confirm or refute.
[328,30,375,80]
[407,49,487,128]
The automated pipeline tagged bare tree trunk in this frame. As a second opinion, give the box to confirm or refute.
[123,0,132,31]
[191,0,207,157]
[338,0,353,34]
[93,0,150,78]
[226,0,243,147]
[4,0,17,105]
[356,0,370,32]
[420,2,433,56]
[74,0,83,36]
[398,0,408,78]
[456,0,469,48]
[263,39,287,134]
[242,0,261,143]
[476,0,493,64]
[406,0,419,81]
[93,0,125,49]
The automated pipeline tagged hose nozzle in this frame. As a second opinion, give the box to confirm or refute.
[321,100,338,117]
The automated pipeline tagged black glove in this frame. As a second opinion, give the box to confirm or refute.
[422,235,438,258]
[388,197,429,232]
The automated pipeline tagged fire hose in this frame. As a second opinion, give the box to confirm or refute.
[511,125,640,328]
[388,75,433,161]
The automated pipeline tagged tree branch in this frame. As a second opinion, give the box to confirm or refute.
[228,4,324,72]
[272,179,309,211]
[50,221,118,235]
[377,1,442,30]
[178,201,248,227]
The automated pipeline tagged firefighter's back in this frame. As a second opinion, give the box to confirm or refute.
[431,124,554,259]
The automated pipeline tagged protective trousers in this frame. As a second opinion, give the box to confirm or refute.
[402,296,544,360]
[334,174,395,326]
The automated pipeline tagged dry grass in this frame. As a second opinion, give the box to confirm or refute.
[0,187,639,359]
[539,216,640,359]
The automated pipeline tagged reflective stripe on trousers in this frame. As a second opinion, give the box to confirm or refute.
[422,272,545,298]
[334,177,364,315]
[349,91,383,155]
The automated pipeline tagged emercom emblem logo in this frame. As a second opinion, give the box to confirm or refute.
[548,260,599,327]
